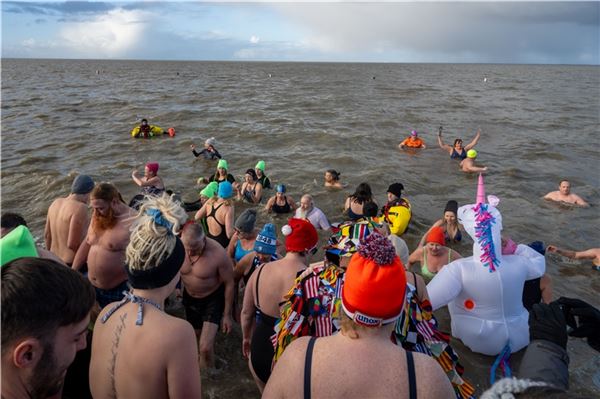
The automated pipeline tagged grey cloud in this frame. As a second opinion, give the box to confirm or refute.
[273,2,599,64]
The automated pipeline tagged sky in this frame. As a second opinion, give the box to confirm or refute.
[2,1,599,64]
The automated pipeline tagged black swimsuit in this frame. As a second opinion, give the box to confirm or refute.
[271,196,292,214]
[206,202,230,248]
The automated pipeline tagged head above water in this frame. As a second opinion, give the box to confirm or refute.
[325,169,340,182]
[559,180,571,195]
[71,174,95,195]
[410,130,418,137]
[453,138,464,148]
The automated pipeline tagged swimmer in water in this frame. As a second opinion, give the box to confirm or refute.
[543,180,589,207]
[398,130,426,149]
[324,169,342,189]
[459,149,487,173]
[437,126,481,160]
[547,245,600,268]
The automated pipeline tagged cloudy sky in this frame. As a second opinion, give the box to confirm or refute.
[2,1,598,64]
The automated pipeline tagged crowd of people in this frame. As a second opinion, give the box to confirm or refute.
[1,126,598,399]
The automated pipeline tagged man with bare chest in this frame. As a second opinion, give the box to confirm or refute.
[44,174,94,264]
[181,223,234,369]
[72,183,135,308]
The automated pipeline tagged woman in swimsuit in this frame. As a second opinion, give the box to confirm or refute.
[409,226,461,280]
[324,169,342,189]
[240,219,318,393]
[437,126,481,160]
[195,181,235,248]
[227,209,258,264]
[264,184,296,214]
[131,162,165,196]
[202,159,236,185]
[344,182,376,221]
[420,200,464,246]
[237,169,263,204]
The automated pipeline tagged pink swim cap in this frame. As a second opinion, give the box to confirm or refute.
[146,162,159,174]
[411,130,418,137]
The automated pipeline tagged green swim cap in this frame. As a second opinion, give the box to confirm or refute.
[217,159,228,170]
[1,225,38,267]
[467,149,478,159]
[200,181,219,198]
[255,160,266,172]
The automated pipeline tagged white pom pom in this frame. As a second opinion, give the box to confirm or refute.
[281,224,292,236]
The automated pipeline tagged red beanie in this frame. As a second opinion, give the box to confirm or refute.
[146,162,159,174]
[281,218,318,253]
[426,226,445,246]
[342,233,406,327]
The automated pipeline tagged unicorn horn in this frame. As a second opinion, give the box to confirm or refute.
[476,173,486,205]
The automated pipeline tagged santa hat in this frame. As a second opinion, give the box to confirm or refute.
[341,233,406,327]
[281,218,318,253]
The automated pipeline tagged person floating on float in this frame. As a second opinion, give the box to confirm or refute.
[131,118,175,138]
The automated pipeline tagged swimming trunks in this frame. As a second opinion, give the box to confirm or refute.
[451,148,467,160]
[271,196,292,214]
[206,202,230,248]
[421,247,453,280]
[183,284,225,327]
[302,337,417,399]
[522,278,542,311]
[234,240,254,264]
[94,280,129,309]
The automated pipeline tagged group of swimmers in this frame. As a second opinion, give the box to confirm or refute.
[0,123,598,399]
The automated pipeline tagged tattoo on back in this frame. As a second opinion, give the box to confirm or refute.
[108,313,127,398]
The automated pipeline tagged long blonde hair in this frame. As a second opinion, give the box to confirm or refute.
[126,194,187,271]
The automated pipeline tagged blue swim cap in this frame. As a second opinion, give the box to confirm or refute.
[218,181,233,199]
[276,184,286,193]
[254,223,277,255]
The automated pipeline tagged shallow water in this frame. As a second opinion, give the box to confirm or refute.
[2,59,599,397]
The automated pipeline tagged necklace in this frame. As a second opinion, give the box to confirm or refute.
[187,237,207,264]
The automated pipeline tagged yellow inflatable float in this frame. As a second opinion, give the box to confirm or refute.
[131,119,175,138]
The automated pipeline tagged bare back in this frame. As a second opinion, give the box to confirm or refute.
[252,255,306,318]
[181,238,229,298]
[91,303,201,399]
[46,196,90,264]
[87,208,134,289]
[264,334,454,399]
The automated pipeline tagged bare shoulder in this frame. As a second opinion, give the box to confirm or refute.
[411,351,454,396]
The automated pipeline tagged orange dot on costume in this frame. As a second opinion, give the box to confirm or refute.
[464,299,475,310]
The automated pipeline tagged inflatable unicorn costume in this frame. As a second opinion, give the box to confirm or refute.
[427,175,546,356]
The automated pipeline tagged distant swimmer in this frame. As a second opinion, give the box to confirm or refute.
[398,130,426,149]
[191,137,222,160]
[543,180,589,207]
[324,169,342,189]
[130,118,172,138]
[437,126,481,160]
[547,245,600,268]
[459,149,487,173]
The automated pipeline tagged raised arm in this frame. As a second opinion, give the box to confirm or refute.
[194,201,209,221]
[463,128,481,150]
